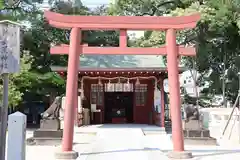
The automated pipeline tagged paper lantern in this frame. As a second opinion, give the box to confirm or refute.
[115,83,123,92]
[123,83,133,92]
[105,82,114,92]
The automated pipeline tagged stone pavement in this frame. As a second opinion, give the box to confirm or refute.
[20,125,240,160]
[78,124,240,160]
[81,126,166,160]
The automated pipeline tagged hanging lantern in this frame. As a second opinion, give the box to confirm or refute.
[98,77,103,86]
[154,79,158,92]
[97,77,103,93]
[105,80,114,92]
[115,77,122,92]
[135,77,140,86]
[136,77,140,85]
[123,79,133,92]
[154,79,161,113]
[80,78,85,99]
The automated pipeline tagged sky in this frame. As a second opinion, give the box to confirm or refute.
[81,0,110,7]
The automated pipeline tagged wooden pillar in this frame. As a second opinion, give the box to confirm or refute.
[62,28,81,151]
[119,29,127,47]
[166,29,184,152]
[159,78,165,127]
[74,79,79,126]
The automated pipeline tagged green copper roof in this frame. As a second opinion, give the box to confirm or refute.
[79,55,165,68]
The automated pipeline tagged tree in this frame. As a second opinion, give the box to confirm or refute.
[167,1,240,102]
[0,0,42,107]
[110,0,240,102]
[108,0,186,16]
[18,1,128,105]
[0,0,68,107]
[0,53,32,107]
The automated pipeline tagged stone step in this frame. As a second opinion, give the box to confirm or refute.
[33,129,63,138]
[27,137,62,146]
[183,129,210,138]
[142,131,167,135]
[184,137,217,145]
[168,134,217,145]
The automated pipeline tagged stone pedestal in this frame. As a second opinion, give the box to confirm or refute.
[31,119,63,145]
[32,129,63,145]
[40,119,60,130]
[34,130,63,138]
[167,151,193,159]
[182,120,216,145]
[55,150,78,160]
[182,120,202,130]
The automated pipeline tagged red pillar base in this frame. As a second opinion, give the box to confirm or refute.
[55,150,78,160]
[167,151,193,159]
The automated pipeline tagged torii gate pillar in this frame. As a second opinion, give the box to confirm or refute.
[166,29,192,158]
[55,28,80,160]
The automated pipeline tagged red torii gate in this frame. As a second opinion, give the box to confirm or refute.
[44,11,200,159]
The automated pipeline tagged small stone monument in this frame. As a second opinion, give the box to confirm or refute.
[40,96,62,130]
[182,105,216,145]
[182,105,202,130]
[7,112,26,160]
[32,96,63,145]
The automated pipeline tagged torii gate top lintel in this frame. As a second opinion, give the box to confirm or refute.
[45,11,200,56]
[44,11,200,30]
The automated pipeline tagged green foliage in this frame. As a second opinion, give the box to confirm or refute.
[110,0,240,102]
[168,1,240,101]
[0,0,4,9]
[4,0,240,107]
[0,53,31,107]
[0,0,122,108]
[0,0,67,107]
[109,0,184,16]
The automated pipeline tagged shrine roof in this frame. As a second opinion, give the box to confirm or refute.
[51,55,186,72]
[80,55,165,68]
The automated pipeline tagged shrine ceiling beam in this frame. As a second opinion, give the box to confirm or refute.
[44,11,201,30]
[50,45,196,56]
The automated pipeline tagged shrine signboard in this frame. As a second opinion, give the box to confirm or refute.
[0,20,20,74]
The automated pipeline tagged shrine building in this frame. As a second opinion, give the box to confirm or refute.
[51,55,185,127]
